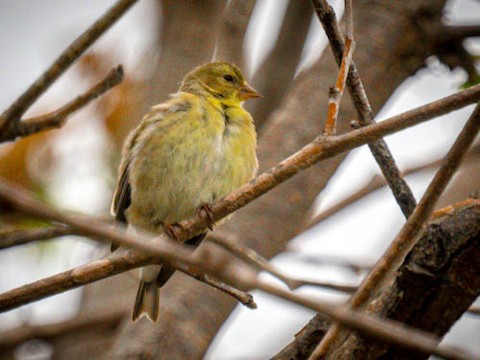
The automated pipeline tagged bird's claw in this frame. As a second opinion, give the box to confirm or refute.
[197,203,215,230]
[164,222,183,242]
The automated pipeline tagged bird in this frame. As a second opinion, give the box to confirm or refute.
[111,61,260,322]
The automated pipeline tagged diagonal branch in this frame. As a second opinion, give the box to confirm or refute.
[0,0,137,132]
[312,0,417,218]
[0,66,124,142]
[312,102,480,358]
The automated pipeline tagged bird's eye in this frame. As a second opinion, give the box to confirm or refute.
[223,74,234,82]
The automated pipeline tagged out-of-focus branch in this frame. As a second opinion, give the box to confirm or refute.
[312,0,417,218]
[0,66,124,142]
[0,310,126,350]
[313,102,480,358]
[0,225,71,250]
[215,0,256,68]
[0,0,137,132]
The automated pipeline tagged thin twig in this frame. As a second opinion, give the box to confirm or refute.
[311,102,480,358]
[174,260,257,309]
[312,0,417,218]
[0,85,479,311]
[305,144,480,229]
[0,225,71,250]
[324,0,354,135]
[0,0,137,131]
[207,232,301,290]
[0,66,124,142]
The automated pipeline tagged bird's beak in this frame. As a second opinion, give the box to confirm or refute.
[239,82,262,101]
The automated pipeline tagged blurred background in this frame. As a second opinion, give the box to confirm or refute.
[0,0,479,359]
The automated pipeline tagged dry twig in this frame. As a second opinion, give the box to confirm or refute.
[312,0,417,217]
[0,225,71,250]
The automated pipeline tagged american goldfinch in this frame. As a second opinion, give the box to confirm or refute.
[111,62,260,322]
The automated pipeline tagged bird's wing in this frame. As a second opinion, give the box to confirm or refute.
[110,93,196,224]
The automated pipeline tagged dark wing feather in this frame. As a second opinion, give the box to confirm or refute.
[111,162,131,251]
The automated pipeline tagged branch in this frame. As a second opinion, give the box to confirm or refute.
[305,144,480,229]
[274,203,480,360]
[312,102,480,358]
[0,310,126,350]
[0,66,124,142]
[324,0,354,135]
[0,225,71,250]
[0,0,137,131]
[1,84,480,310]
[312,0,417,218]
[444,25,480,40]
[0,194,476,358]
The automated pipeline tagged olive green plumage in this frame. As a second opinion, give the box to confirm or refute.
[111,62,260,322]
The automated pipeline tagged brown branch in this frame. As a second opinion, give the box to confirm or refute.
[0,0,137,131]
[312,0,417,218]
[0,193,476,358]
[444,25,480,40]
[174,260,257,309]
[0,66,124,142]
[1,84,480,310]
[0,310,126,350]
[247,278,473,360]
[305,144,480,229]
[0,225,71,250]
[275,203,480,360]
[324,0,354,135]
[313,102,480,358]
[324,203,480,359]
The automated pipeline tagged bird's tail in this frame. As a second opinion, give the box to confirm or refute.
[132,281,159,322]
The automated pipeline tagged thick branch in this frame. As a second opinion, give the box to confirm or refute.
[0,225,71,250]
[0,0,137,131]
[274,203,480,359]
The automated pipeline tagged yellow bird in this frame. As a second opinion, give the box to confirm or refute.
[111,62,260,322]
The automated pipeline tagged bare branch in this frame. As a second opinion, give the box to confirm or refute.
[305,144,480,229]
[0,225,71,250]
[0,0,136,132]
[313,102,480,358]
[0,66,124,142]
[0,310,126,350]
[312,0,417,217]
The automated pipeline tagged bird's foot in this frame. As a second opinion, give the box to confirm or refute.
[197,202,215,230]
[163,222,184,242]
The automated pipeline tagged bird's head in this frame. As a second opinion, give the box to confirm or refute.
[180,62,261,103]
